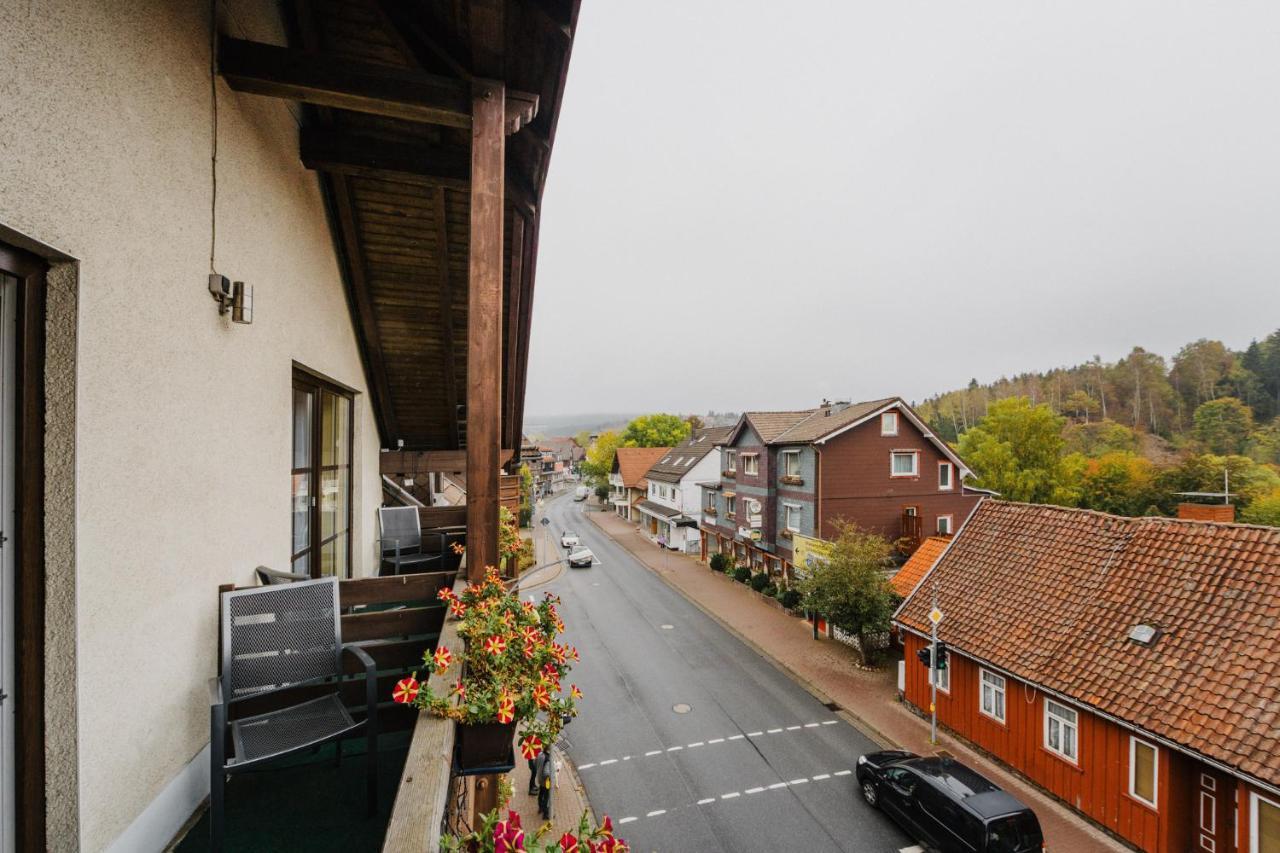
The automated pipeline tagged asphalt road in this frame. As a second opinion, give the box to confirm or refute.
[535,492,917,853]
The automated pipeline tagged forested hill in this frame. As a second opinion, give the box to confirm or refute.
[917,329,1280,448]
[912,329,1280,526]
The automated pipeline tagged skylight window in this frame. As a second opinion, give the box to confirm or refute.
[1128,624,1160,646]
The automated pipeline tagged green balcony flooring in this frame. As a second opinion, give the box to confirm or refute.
[174,730,411,852]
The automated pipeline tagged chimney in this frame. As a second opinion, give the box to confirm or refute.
[1177,503,1235,523]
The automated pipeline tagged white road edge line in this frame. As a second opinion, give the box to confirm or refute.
[812,773,831,780]
[721,792,740,799]
[618,817,637,824]
[644,750,662,756]
[822,720,839,725]
[688,742,705,748]
[646,809,666,817]
[789,778,808,785]
[728,735,745,740]
[767,728,783,734]
[804,723,820,728]
[834,770,852,776]
[667,746,683,751]
[745,787,765,794]
[747,731,764,737]
[578,763,596,770]
[696,798,715,805]
[786,725,802,731]
[767,782,788,790]
[708,738,725,744]
[599,759,617,765]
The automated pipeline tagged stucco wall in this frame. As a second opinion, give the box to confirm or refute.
[0,1,383,848]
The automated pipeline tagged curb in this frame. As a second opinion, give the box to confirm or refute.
[583,512,901,752]
[554,746,596,827]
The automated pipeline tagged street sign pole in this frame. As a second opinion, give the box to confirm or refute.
[927,590,944,746]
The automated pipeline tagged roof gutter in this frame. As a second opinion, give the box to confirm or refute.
[893,624,1280,800]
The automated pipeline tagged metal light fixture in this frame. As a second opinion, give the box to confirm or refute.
[208,273,254,324]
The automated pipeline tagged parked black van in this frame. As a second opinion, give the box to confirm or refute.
[856,750,1045,853]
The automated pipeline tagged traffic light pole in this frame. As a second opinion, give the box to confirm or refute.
[930,617,938,745]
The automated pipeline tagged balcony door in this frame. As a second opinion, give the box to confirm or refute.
[291,369,352,578]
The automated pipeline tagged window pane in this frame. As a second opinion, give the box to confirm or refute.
[1260,796,1280,853]
[321,467,349,539]
[291,553,309,577]
[1133,742,1156,803]
[292,472,311,554]
[293,387,313,468]
[893,453,915,474]
[320,390,350,467]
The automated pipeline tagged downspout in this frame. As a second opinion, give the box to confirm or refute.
[814,444,823,540]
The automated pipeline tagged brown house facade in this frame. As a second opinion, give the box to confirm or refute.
[700,398,982,575]
[896,501,1280,853]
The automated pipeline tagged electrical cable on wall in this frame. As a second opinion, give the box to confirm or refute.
[209,0,218,272]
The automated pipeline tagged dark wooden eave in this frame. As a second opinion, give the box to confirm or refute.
[227,0,579,455]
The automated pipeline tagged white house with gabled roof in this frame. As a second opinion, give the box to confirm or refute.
[637,427,733,552]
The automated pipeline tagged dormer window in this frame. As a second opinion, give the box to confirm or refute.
[881,412,898,436]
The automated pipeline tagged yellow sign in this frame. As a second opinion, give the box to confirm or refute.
[928,608,944,625]
[791,533,833,577]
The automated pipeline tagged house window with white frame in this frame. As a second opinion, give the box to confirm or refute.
[933,658,950,693]
[1252,790,1280,853]
[1044,699,1078,762]
[725,450,737,473]
[980,669,1006,723]
[743,453,759,476]
[881,411,898,435]
[705,492,717,512]
[784,503,801,532]
[939,461,953,491]
[782,450,801,478]
[726,495,736,519]
[937,515,953,535]
[891,450,919,477]
[1129,737,1158,808]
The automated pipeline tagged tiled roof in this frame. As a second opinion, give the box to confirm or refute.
[646,427,733,483]
[770,398,897,444]
[613,447,670,489]
[741,411,813,443]
[896,500,1280,788]
[890,536,951,597]
[636,499,681,519]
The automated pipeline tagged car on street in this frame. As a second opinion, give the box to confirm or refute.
[574,485,590,501]
[567,547,594,568]
[856,750,1044,853]
[560,530,580,548]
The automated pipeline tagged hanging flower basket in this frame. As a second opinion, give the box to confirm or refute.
[456,720,517,771]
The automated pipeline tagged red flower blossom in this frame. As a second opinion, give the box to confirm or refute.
[496,695,516,725]
[533,684,551,709]
[437,586,455,602]
[449,599,467,618]
[570,684,583,701]
[432,646,452,673]
[484,635,508,656]
[392,676,419,704]
[519,734,543,759]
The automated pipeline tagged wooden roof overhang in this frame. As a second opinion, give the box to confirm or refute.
[219,0,579,456]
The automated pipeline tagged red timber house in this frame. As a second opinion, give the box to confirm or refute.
[896,500,1280,853]
[699,397,982,575]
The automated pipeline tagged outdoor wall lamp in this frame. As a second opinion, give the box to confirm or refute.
[208,273,254,324]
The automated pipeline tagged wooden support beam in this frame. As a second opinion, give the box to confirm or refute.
[433,185,461,448]
[466,81,505,582]
[524,0,575,40]
[381,449,515,476]
[331,174,399,440]
[300,128,470,189]
[217,37,537,133]
[504,213,526,453]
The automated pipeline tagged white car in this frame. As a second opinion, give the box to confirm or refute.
[560,531,580,548]
[568,548,594,568]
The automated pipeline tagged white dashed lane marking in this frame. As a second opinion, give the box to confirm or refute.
[610,769,855,828]
[574,719,844,771]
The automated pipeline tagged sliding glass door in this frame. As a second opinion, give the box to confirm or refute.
[291,369,352,578]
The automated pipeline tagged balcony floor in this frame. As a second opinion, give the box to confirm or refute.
[173,729,411,852]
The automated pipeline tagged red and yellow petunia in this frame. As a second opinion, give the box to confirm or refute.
[522,640,536,660]
[570,684,583,701]
[433,645,452,673]
[567,645,581,662]
[450,541,465,555]
[557,831,580,853]
[452,680,466,702]
[550,644,567,665]
[449,599,467,618]
[496,695,515,725]
[519,734,543,760]
[436,586,455,602]
[533,684,551,709]
[484,635,508,656]
[392,676,419,704]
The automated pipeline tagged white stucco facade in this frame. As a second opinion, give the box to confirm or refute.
[640,448,721,553]
[1,2,383,848]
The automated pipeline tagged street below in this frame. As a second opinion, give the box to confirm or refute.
[535,492,917,853]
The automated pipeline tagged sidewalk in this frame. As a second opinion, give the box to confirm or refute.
[586,510,1124,853]
[501,743,595,842]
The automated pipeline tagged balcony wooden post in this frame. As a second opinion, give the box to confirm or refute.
[465,80,505,584]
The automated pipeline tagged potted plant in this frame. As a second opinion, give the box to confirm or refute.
[441,809,629,852]
[399,568,582,771]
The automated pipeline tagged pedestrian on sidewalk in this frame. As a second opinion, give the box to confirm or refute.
[534,750,552,820]
[526,755,538,796]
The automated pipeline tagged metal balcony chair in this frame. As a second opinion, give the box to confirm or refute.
[208,577,378,850]
[377,505,445,576]
[254,564,309,585]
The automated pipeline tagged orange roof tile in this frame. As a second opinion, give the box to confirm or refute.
[890,536,950,597]
[613,447,670,489]
[896,501,1280,788]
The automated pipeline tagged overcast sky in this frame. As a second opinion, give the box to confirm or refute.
[524,1,1280,419]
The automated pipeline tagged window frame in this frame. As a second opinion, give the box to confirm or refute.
[1043,699,1079,763]
[937,515,954,535]
[726,494,737,519]
[939,461,953,491]
[725,450,737,473]
[742,453,759,476]
[881,411,899,436]
[890,450,920,478]
[782,449,802,478]
[1251,791,1280,853]
[783,502,801,532]
[1129,736,1159,809]
[933,658,950,693]
[979,668,1007,723]
[292,366,355,579]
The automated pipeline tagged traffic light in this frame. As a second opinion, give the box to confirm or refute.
[936,642,949,671]
[916,646,933,668]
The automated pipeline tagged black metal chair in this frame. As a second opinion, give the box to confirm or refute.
[377,506,445,575]
[208,577,378,850]
[254,565,309,585]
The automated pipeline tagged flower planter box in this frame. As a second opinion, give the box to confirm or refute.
[704,508,717,517]
[722,471,736,479]
[455,721,517,772]
[779,529,793,540]
[780,475,804,486]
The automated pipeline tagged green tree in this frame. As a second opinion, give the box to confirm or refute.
[1169,339,1236,418]
[957,397,1079,504]
[1077,451,1161,516]
[1063,390,1099,422]
[579,430,622,487]
[1061,420,1139,456]
[1245,419,1280,466]
[1193,397,1254,455]
[796,522,896,665]
[1157,453,1280,514]
[621,413,691,448]
[1241,490,1280,527]
[517,463,534,526]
